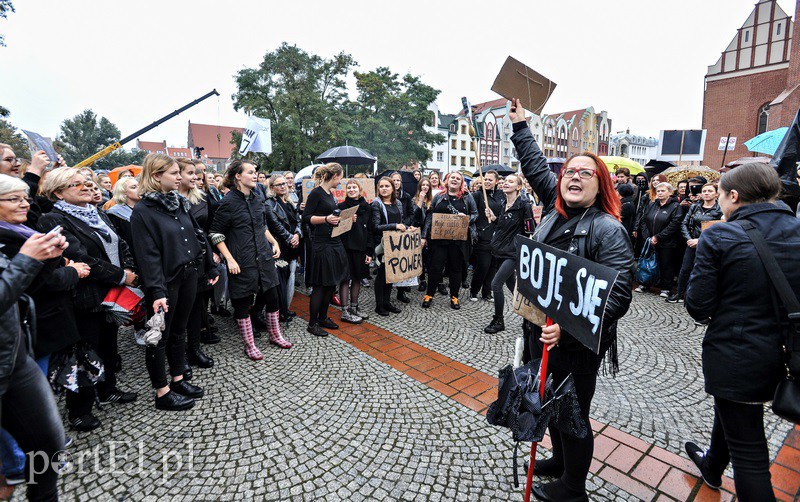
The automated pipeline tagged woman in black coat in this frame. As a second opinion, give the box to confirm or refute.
[685,163,800,500]
[390,172,415,304]
[470,170,505,301]
[265,173,302,322]
[412,177,433,292]
[371,177,406,317]
[483,174,533,334]
[636,182,682,296]
[338,179,371,323]
[39,167,139,429]
[669,184,722,304]
[209,160,290,361]
[131,154,218,411]
[510,99,633,501]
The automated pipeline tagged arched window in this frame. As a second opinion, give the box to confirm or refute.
[757,103,770,135]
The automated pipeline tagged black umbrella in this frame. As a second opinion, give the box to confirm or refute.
[316,145,377,165]
[547,157,565,175]
[375,170,418,196]
[474,164,516,176]
[644,160,675,175]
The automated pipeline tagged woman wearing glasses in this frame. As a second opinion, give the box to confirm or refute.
[39,167,139,429]
[265,174,302,322]
[509,98,633,501]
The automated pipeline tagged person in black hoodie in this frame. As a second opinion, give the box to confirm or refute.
[338,179,371,323]
[616,182,637,243]
[265,173,302,322]
[668,183,722,305]
[390,172,415,303]
[131,154,218,411]
[685,163,800,499]
[483,174,532,333]
[636,182,682,296]
[469,170,505,302]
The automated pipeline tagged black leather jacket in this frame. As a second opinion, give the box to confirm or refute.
[0,249,42,397]
[681,202,723,241]
[512,123,634,372]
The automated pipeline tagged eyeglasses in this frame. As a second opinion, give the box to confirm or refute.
[66,182,86,189]
[272,182,287,188]
[1,157,20,165]
[563,168,597,180]
[0,197,32,205]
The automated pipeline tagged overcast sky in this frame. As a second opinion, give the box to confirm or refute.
[2,0,795,154]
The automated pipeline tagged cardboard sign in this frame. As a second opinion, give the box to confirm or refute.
[431,213,469,241]
[331,205,359,237]
[512,284,547,326]
[491,56,557,115]
[383,230,423,283]
[515,235,620,353]
[532,205,543,225]
[301,178,375,203]
[21,129,59,164]
[701,220,724,231]
[239,116,272,155]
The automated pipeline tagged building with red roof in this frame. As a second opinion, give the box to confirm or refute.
[187,121,244,170]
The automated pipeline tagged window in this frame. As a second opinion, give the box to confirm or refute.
[470,158,475,167]
[437,152,443,162]
[470,142,474,151]
[451,155,456,165]
[744,30,749,43]
[461,125,467,134]
[461,141,466,150]
[777,23,782,36]
[450,124,456,132]
[758,103,770,135]
[460,156,466,166]
[451,139,457,149]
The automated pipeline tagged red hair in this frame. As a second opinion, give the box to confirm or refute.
[442,172,468,199]
[648,174,667,201]
[555,152,621,221]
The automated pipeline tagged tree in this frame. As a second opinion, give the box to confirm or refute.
[0,107,31,157]
[1,0,14,47]
[343,68,443,170]
[232,43,355,171]
[55,110,144,169]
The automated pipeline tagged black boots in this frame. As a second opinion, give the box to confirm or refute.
[484,316,505,334]
[187,350,214,368]
[396,289,410,303]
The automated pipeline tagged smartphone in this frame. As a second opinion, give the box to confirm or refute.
[45,225,63,237]
[690,184,703,196]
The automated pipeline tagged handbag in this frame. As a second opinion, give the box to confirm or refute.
[635,240,660,286]
[737,220,800,424]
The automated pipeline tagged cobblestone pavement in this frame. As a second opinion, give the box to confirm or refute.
[24,274,798,501]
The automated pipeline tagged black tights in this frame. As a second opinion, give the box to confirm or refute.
[427,242,463,298]
[231,287,280,320]
[544,367,597,495]
[309,285,336,325]
[340,279,361,308]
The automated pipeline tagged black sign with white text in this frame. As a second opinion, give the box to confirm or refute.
[515,235,620,353]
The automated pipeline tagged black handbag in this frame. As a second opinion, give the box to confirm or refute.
[737,220,800,424]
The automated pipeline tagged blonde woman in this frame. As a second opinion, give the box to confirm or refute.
[131,154,218,411]
[106,176,140,251]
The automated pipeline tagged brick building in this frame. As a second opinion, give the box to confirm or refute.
[702,0,799,168]
[187,121,244,170]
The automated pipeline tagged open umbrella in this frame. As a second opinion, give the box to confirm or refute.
[660,165,721,185]
[375,170,418,195]
[744,127,789,156]
[547,158,565,175]
[600,156,645,175]
[295,163,322,180]
[644,160,675,176]
[474,164,516,176]
[108,165,142,186]
[316,145,376,165]
[725,156,772,168]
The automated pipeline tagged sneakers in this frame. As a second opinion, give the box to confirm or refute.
[318,317,339,329]
[99,389,138,405]
[170,379,204,399]
[484,316,505,334]
[341,309,363,324]
[469,294,479,302]
[659,290,670,298]
[694,319,709,327]
[421,295,433,308]
[155,390,195,411]
[634,285,645,293]
[351,304,369,320]
[450,297,460,310]
[665,294,684,303]
[68,413,102,432]
[685,441,722,489]
[361,278,370,287]
[482,294,494,302]
[307,324,329,337]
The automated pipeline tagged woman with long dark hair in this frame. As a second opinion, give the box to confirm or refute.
[685,163,800,500]
[421,171,477,310]
[509,98,633,501]
[470,170,505,302]
[413,176,433,292]
[301,163,350,336]
[209,161,292,360]
[483,174,532,334]
[371,177,406,316]
[338,179,371,322]
[266,173,302,322]
[131,154,218,411]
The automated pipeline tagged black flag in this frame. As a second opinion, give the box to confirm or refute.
[770,107,800,198]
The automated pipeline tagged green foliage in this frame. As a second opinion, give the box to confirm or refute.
[232,43,443,172]
[56,109,145,169]
[0,118,29,157]
[0,0,14,47]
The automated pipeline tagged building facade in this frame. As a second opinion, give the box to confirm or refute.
[702,0,799,167]
[609,131,659,166]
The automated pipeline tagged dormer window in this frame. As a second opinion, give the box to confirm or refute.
[744,30,749,43]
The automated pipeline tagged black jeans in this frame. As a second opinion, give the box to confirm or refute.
[655,245,677,290]
[470,247,495,298]
[145,267,198,389]
[374,264,393,309]
[705,397,774,501]
[2,348,64,502]
[231,286,280,320]
[491,258,516,318]
[545,366,597,494]
[427,241,464,298]
[676,246,697,298]
[66,311,119,418]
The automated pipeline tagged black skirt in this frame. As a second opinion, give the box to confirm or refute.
[346,249,370,280]
[307,239,350,287]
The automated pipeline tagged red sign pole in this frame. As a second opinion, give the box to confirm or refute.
[523,318,553,502]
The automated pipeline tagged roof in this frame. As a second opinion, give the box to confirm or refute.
[136,140,167,154]
[187,122,243,159]
[548,108,588,124]
[166,147,192,158]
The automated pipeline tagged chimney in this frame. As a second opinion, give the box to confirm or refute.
[788,0,800,86]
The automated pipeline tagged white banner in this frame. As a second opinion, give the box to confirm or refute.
[239,116,272,155]
[717,136,737,151]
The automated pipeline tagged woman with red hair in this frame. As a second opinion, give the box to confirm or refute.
[421,171,477,309]
[509,98,634,501]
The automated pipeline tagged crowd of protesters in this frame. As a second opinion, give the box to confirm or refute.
[0,100,798,501]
